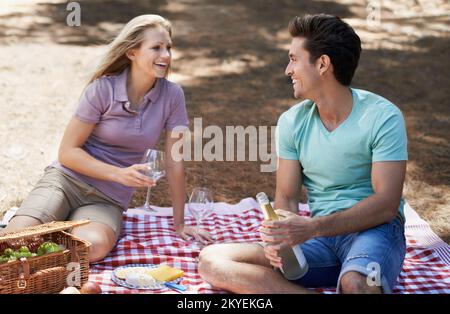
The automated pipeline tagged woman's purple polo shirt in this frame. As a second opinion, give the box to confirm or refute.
[52,67,189,209]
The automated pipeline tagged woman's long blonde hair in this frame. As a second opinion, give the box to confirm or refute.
[88,14,172,84]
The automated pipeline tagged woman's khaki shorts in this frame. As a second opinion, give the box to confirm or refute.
[15,167,124,240]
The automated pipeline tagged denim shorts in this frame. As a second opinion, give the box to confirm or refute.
[290,217,406,293]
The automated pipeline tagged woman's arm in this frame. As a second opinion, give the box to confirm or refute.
[164,130,187,229]
[58,117,155,188]
[164,130,213,243]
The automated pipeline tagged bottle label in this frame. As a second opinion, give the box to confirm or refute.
[292,245,308,269]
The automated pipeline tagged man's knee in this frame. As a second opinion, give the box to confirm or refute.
[340,271,382,294]
[198,244,227,277]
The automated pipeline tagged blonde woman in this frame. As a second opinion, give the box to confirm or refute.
[4,15,212,262]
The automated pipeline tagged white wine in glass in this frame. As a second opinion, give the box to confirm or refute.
[136,149,165,212]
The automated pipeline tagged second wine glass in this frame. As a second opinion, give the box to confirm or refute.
[188,187,213,245]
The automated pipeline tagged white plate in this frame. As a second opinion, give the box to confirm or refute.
[111,264,183,290]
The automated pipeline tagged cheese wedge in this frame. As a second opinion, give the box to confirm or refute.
[148,265,184,282]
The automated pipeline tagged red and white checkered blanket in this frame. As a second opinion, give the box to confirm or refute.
[88,199,450,294]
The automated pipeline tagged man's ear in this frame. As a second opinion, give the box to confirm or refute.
[317,55,331,75]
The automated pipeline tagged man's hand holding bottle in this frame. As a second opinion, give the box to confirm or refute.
[260,210,316,246]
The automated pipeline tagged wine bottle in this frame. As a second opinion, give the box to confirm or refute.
[256,192,309,280]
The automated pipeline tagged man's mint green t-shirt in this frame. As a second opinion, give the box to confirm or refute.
[276,88,408,218]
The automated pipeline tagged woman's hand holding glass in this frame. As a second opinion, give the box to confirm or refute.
[113,164,157,188]
[131,149,165,212]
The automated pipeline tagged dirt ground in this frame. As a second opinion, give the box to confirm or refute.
[0,0,449,242]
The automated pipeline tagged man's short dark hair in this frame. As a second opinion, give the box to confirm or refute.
[288,14,361,86]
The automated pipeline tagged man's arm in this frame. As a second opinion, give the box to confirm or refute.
[274,158,302,214]
[312,161,406,237]
[261,160,406,248]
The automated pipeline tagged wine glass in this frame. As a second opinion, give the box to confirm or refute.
[188,187,213,246]
[136,149,165,212]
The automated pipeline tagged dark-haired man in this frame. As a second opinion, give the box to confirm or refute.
[198,14,407,294]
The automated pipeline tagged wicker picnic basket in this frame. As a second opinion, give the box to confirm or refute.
[0,220,91,294]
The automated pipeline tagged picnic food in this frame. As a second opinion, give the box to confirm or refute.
[115,266,149,279]
[115,265,184,282]
[148,265,184,282]
[0,240,64,263]
[0,220,90,294]
[113,264,184,289]
[36,241,63,256]
[256,192,309,280]
[80,281,102,294]
[116,266,159,288]
[0,246,36,262]
[125,272,157,287]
